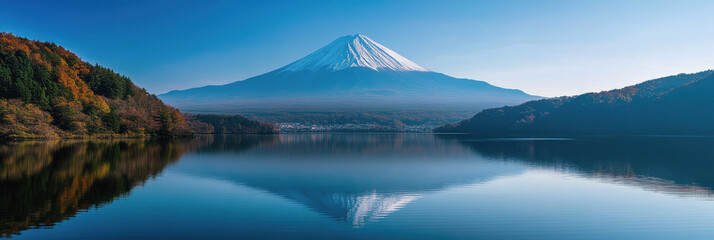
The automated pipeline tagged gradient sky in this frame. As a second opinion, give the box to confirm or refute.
[2,0,713,97]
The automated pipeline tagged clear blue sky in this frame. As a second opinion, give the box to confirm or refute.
[2,0,713,97]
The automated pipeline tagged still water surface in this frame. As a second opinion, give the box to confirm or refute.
[1,134,714,239]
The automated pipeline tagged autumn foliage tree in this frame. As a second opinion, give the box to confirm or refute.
[0,32,192,138]
[0,99,59,138]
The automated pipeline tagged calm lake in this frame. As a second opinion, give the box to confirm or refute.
[2,134,714,239]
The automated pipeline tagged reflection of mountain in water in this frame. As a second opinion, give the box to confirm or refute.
[184,134,714,226]
[0,139,193,237]
[284,190,421,227]
[442,135,714,198]
[180,134,526,227]
[6,134,711,235]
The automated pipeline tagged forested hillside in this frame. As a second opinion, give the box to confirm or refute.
[435,70,714,136]
[185,114,279,134]
[0,32,190,139]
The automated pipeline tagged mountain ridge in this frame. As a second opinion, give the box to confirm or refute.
[435,70,714,136]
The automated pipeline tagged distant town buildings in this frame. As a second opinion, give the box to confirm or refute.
[277,123,437,132]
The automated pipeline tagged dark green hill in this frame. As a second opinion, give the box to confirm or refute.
[435,70,714,136]
[185,114,278,134]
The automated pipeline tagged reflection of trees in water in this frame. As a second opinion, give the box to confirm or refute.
[0,135,281,237]
[256,133,470,157]
[0,139,194,237]
[191,134,467,157]
[190,134,279,153]
[6,134,713,235]
[441,135,714,197]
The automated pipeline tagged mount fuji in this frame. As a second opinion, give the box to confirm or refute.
[159,34,539,113]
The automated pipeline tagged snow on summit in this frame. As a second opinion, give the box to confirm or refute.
[281,34,429,72]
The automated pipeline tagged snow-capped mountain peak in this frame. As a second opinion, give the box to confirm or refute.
[280,34,429,72]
